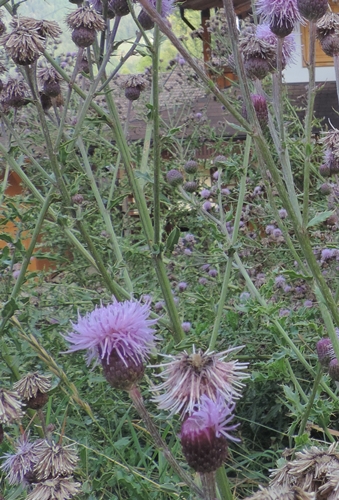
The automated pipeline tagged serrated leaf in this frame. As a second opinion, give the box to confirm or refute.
[2,298,18,318]
[307,210,334,228]
[134,170,153,184]
[165,226,180,252]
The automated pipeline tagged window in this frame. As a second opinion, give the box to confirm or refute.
[301,1,339,67]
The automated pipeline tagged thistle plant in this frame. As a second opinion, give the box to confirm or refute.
[2,0,339,497]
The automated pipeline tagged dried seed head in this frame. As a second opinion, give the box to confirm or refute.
[151,346,248,418]
[66,6,105,31]
[2,78,29,108]
[38,67,62,97]
[240,29,277,79]
[0,388,23,424]
[33,440,78,480]
[270,442,339,498]
[71,26,96,47]
[1,26,44,65]
[316,12,339,40]
[319,33,339,57]
[13,372,52,410]
[123,74,147,91]
[244,485,316,499]
[26,476,81,500]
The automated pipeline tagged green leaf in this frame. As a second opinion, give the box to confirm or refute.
[165,226,180,252]
[134,171,153,184]
[2,298,18,318]
[307,210,334,228]
[0,233,13,243]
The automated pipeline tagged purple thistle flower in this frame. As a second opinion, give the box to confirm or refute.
[303,300,313,308]
[240,291,251,302]
[178,282,188,292]
[184,248,192,256]
[65,298,157,366]
[221,188,230,196]
[155,301,165,312]
[208,269,218,278]
[283,285,292,293]
[279,208,288,218]
[181,322,191,333]
[275,275,286,287]
[151,346,248,417]
[265,224,276,235]
[256,24,296,65]
[200,188,211,199]
[180,395,239,473]
[256,0,302,37]
[316,338,334,368]
[321,248,335,261]
[213,171,219,180]
[279,308,290,317]
[272,228,283,238]
[184,233,195,243]
[143,0,174,18]
[201,264,210,272]
[202,201,212,211]
[1,434,37,485]
[198,277,208,285]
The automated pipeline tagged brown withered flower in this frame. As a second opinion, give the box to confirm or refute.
[2,78,30,108]
[317,12,339,57]
[26,477,81,500]
[244,485,315,499]
[270,443,339,499]
[38,67,62,97]
[1,24,44,65]
[239,27,277,80]
[33,439,78,480]
[10,17,61,39]
[13,372,52,410]
[66,6,105,48]
[0,10,6,36]
[123,74,147,101]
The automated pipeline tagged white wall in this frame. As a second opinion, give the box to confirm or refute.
[284,24,336,83]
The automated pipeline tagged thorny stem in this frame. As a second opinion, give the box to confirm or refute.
[298,364,323,436]
[77,136,133,292]
[302,21,317,226]
[333,53,339,106]
[128,386,204,498]
[209,134,252,351]
[153,0,162,247]
[200,472,218,500]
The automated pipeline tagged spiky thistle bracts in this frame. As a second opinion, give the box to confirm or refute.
[151,346,248,418]
[256,0,302,37]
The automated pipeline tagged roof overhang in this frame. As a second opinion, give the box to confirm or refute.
[176,0,252,15]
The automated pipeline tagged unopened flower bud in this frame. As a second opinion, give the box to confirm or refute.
[166,169,184,187]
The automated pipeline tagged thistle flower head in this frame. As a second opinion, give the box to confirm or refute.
[323,127,339,161]
[0,388,23,424]
[141,0,174,18]
[180,394,239,473]
[256,24,296,66]
[244,485,316,499]
[1,434,37,485]
[151,346,248,418]
[297,0,329,22]
[271,443,339,498]
[10,17,61,38]
[33,439,78,480]
[239,28,277,79]
[316,12,339,39]
[166,169,184,187]
[38,67,62,84]
[66,6,105,31]
[184,160,198,174]
[1,25,45,65]
[2,78,29,108]
[256,0,302,37]
[13,372,52,410]
[65,298,157,367]
[26,477,81,500]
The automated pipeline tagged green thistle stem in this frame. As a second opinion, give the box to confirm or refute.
[200,472,218,500]
[302,21,317,226]
[129,386,204,498]
[216,467,234,500]
[298,364,323,436]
